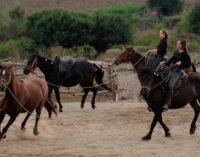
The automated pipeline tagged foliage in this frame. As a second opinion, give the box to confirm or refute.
[25,9,133,53]
[188,2,200,35]
[148,0,183,16]
[0,37,36,59]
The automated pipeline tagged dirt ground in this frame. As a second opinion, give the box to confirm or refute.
[0,100,200,157]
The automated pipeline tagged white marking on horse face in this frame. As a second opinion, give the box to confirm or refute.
[51,62,53,64]
[45,59,48,61]
[2,70,5,75]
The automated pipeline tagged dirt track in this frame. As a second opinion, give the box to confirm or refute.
[0,100,200,157]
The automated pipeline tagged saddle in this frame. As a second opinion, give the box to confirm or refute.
[154,65,188,90]
[174,71,188,90]
[54,56,75,74]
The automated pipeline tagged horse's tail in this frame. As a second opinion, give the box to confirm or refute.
[44,98,58,118]
[94,64,114,93]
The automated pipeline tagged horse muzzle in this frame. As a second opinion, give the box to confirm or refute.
[0,82,6,92]
[23,66,31,75]
[114,60,120,65]
[140,86,151,99]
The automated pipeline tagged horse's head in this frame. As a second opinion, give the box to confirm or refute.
[0,62,13,92]
[114,47,136,65]
[138,68,155,99]
[23,53,38,75]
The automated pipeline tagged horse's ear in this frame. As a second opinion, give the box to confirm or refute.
[54,56,60,64]
[8,62,14,70]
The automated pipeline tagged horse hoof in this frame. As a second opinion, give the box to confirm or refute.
[21,127,26,131]
[59,109,63,112]
[34,130,39,136]
[190,126,196,135]
[92,105,96,110]
[142,135,151,141]
[2,134,6,139]
[165,132,171,137]
[81,105,84,109]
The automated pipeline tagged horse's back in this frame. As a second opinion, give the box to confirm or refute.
[72,60,96,73]
[22,77,48,100]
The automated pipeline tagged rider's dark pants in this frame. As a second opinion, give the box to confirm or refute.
[148,54,165,70]
[165,67,183,106]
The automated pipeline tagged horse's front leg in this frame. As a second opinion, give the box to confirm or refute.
[0,115,17,140]
[91,88,97,110]
[0,113,5,135]
[143,112,159,141]
[81,89,89,109]
[33,106,42,136]
[190,100,200,135]
[158,113,171,137]
[54,87,63,112]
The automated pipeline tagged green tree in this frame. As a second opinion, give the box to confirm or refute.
[9,5,25,20]
[25,9,133,53]
[188,2,200,35]
[148,0,183,16]
[91,13,132,52]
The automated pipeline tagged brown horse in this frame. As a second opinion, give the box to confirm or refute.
[114,48,199,140]
[0,62,55,140]
[138,68,200,140]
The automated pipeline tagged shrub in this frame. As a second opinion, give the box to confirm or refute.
[188,2,200,35]
[148,0,183,16]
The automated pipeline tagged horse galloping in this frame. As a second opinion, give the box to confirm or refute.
[0,62,56,140]
[24,53,114,111]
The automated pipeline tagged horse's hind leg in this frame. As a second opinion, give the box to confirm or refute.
[54,87,63,112]
[81,89,89,109]
[158,113,171,137]
[91,88,97,110]
[189,100,200,135]
[143,112,159,141]
[0,115,17,140]
[21,113,31,130]
[33,105,42,136]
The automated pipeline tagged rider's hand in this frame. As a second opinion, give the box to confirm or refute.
[160,61,165,65]
[175,61,181,66]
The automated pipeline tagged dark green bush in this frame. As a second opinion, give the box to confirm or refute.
[25,9,133,53]
[148,0,183,16]
[188,2,200,35]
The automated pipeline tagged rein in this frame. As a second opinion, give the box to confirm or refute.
[141,65,178,93]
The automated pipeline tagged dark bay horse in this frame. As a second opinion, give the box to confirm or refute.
[138,68,200,140]
[114,48,199,140]
[0,62,55,140]
[24,53,113,111]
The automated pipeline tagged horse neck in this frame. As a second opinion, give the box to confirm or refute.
[130,53,145,73]
[6,72,21,97]
[37,56,54,78]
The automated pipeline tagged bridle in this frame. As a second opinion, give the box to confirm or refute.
[0,70,12,88]
[116,50,148,68]
[24,55,38,74]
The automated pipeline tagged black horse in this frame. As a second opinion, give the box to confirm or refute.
[138,67,200,140]
[24,53,113,111]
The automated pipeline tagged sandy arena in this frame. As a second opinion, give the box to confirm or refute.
[0,100,200,157]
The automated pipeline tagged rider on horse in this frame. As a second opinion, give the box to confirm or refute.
[147,30,168,69]
[160,40,192,111]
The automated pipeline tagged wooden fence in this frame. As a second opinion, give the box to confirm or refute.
[0,58,139,101]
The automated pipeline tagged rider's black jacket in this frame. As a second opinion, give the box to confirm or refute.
[157,38,167,57]
[168,50,191,69]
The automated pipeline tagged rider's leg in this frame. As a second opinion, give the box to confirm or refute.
[163,70,182,111]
